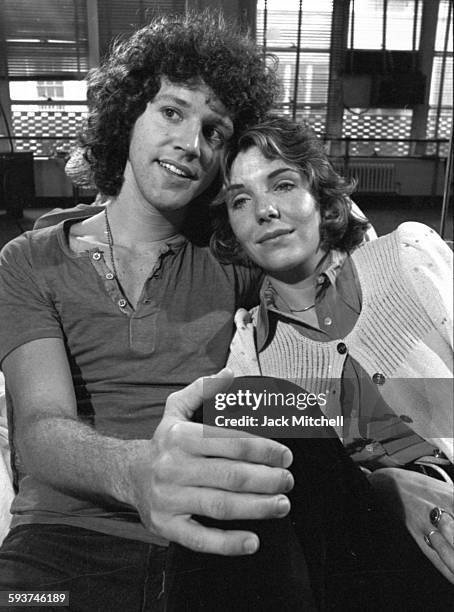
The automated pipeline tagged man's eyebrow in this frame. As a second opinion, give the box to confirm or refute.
[226,167,299,192]
[153,94,233,130]
[153,94,191,108]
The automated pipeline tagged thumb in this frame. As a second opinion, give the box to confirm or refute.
[164,367,234,420]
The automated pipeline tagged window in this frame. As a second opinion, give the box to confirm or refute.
[3,0,88,78]
[8,80,88,157]
[97,0,185,58]
[257,0,333,130]
[348,0,421,51]
[36,82,65,101]
[427,0,452,145]
[1,0,187,156]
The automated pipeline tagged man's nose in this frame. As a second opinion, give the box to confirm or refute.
[175,121,201,158]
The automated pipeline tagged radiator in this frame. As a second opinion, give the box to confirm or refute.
[333,162,396,193]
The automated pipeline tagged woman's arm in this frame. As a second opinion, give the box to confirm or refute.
[369,467,454,583]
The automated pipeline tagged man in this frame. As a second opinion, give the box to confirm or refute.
[0,13,293,610]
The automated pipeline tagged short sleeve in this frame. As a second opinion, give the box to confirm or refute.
[0,235,63,364]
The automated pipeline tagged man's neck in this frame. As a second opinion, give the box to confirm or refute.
[107,195,185,249]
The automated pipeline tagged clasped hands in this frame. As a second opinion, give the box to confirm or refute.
[129,368,294,556]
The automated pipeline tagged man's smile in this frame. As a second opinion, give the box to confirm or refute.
[158,160,197,180]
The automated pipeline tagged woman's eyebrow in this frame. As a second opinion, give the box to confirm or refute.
[267,167,299,179]
[226,183,244,193]
[226,167,298,192]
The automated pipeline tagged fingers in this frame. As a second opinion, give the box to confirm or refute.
[169,517,261,556]
[430,507,454,546]
[167,487,291,522]
[165,368,234,420]
[425,507,454,581]
[158,456,293,495]
[425,529,454,576]
[166,421,293,468]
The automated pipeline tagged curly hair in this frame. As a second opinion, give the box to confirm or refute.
[80,11,279,196]
[210,116,370,263]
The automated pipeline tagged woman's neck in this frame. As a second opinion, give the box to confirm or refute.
[267,251,329,312]
[269,275,318,312]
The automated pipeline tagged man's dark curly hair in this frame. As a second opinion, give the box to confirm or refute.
[210,116,370,264]
[80,11,279,197]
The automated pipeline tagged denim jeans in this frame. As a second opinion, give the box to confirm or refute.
[0,524,167,612]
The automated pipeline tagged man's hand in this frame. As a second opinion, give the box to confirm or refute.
[129,368,294,556]
[369,467,454,583]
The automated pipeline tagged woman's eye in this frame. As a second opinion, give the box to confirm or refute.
[230,197,248,210]
[275,182,295,192]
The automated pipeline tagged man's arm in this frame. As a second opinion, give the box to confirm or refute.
[4,338,293,555]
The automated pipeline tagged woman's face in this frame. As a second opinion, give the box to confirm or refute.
[226,146,325,280]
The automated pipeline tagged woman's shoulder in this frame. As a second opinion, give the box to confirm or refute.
[393,221,446,245]
[356,221,451,261]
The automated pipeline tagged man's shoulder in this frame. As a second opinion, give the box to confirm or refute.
[0,215,70,267]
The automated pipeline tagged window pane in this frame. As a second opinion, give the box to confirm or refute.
[4,0,88,77]
[435,0,453,52]
[257,0,333,49]
[385,0,420,50]
[10,105,88,157]
[98,0,186,58]
[274,52,330,105]
[348,0,420,51]
[430,56,453,107]
[9,81,87,101]
[348,0,384,49]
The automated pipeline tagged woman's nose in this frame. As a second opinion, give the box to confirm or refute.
[256,198,280,223]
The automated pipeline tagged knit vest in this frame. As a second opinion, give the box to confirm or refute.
[227,223,453,459]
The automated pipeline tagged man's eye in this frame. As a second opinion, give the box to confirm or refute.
[205,126,225,145]
[162,107,181,120]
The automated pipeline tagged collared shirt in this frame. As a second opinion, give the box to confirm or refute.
[255,251,429,467]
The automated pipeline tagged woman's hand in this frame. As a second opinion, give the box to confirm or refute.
[369,467,454,583]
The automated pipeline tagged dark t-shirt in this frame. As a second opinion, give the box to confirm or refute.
[0,218,261,543]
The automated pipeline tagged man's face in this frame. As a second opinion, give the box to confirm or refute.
[123,77,234,213]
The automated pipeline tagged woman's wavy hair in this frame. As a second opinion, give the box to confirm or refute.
[79,11,279,197]
[210,116,370,263]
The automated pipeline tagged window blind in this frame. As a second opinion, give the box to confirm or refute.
[257,0,333,111]
[3,0,88,78]
[97,0,185,58]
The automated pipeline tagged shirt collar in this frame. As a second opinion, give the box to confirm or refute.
[61,216,188,257]
[255,249,349,351]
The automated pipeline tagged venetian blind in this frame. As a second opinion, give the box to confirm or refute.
[97,0,185,58]
[3,0,89,78]
[256,0,333,106]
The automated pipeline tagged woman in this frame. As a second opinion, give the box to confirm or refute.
[215,117,452,463]
[166,117,453,610]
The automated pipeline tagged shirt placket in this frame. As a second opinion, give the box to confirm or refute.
[89,248,133,315]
